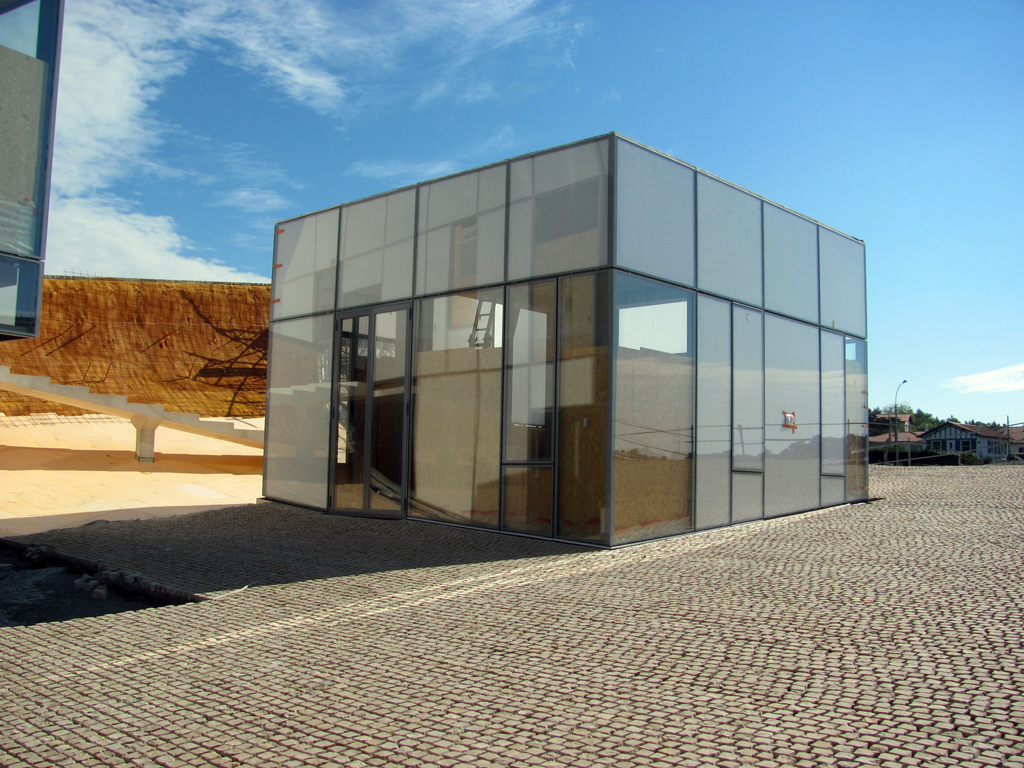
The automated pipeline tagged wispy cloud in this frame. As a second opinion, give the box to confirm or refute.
[944,363,1024,394]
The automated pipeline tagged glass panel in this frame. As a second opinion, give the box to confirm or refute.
[821,329,846,475]
[557,271,610,542]
[334,316,368,510]
[264,314,334,509]
[508,139,609,280]
[763,204,818,323]
[821,475,846,507]
[272,208,339,320]
[615,138,695,286]
[0,253,40,335]
[612,274,694,544]
[697,174,762,306]
[845,337,869,500]
[416,166,506,295]
[504,280,555,462]
[764,315,820,518]
[410,289,503,528]
[732,306,764,471]
[370,310,407,511]
[732,472,763,523]
[0,0,48,258]
[819,228,867,338]
[503,466,552,536]
[338,190,415,308]
[695,294,731,530]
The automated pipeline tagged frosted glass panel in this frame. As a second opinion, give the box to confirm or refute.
[695,295,731,530]
[615,139,695,286]
[821,475,846,507]
[338,190,415,308]
[845,337,869,500]
[732,306,763,471]
[697,175,762,306]
[764,315,820,518]
[764,204,818,323]
[508,139,609,279]
[821,329,846,475]
[416,166,506,295]
[820,228,866,338]
[264,315,334,508]
[732,472,763,523]
[272,208,339,320]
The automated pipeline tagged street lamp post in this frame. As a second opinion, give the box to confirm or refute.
[893,379,907,466]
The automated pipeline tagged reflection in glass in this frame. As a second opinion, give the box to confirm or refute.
[504,281,555,462]
[820,228,867,338]
[508,139,609,280]
[0,0,48,258]
[410,289,503,528]
[764,315,820,518]
[732,472,763,523]
[732,306,764,471]
[615,138,695,286]
[821,475,846,507]
[503,466,552,535]
[272,208,339,320]
[763,203,818,324]
[338,190,415,308]
[334,316,368,510]
[845,337,869,500]
[697,174,762,306]
[612,274,694,543]
[264,315,334,509]
[695,294,731,529]
[0,253,40,335]
[416,166,506,295]
[557,272,610,542]
[821,330,846,476]
[370,310,407,511]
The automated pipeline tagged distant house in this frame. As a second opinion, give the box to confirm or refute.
[1009,427,1024,456]
[917,422,1009,459]
[896,413,914,432]
[868,430,924,452]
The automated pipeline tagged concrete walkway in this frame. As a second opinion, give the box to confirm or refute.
[1,465,1022,767]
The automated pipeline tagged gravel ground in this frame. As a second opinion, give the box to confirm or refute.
[0,465,1021,768]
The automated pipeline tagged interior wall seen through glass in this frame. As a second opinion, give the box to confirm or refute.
[264,315,334,509]
[503,466,552,536]
[504,280,555,462]
[819,228,867,338]
[732,306,764,471]
[695,294,731,530]
[370,309,408,512]
[508,139,609,280]
[557,271,610,542]
[763,204,818,324]
[0,0,48,258]
[614,139,695,287]
[821,329,846,476]
[764,315,821,518]
[612,273,694,544]
[272,208,339,320]
[338,190,415,308]
[410,289,503,528]
[697,174,762,307]
[416,166,506,296]
[845,337,869,500]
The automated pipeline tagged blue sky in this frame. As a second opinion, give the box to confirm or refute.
[45,0,1023,424]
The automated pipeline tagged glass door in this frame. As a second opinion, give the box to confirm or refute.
[332,305,410,516]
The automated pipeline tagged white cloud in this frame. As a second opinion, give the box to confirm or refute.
[944,364,1024,394]
[217,188,292,213]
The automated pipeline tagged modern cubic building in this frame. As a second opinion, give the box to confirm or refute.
[0,0,63,341]
[263,134,868,547]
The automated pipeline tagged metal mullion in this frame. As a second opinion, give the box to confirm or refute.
[604,269,617,548]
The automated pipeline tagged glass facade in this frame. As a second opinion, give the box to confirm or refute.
[264,133,868,547]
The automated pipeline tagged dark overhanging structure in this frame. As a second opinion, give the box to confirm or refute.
[262,134,868,547]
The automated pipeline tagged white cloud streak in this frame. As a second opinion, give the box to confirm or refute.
[945,364,1024,394]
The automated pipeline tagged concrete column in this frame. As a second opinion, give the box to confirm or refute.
[130,416,161,462]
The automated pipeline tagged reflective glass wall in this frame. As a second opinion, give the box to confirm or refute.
[264,133,868,547]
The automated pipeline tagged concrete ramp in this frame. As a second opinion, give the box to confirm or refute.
[0,366,264,461]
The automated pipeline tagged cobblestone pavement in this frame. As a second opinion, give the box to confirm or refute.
[1,465,1022,768]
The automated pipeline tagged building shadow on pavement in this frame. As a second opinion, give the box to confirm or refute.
[6,502,587,597]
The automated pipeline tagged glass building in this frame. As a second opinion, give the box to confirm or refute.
[0,0,63,341]
[263,134,868,547]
